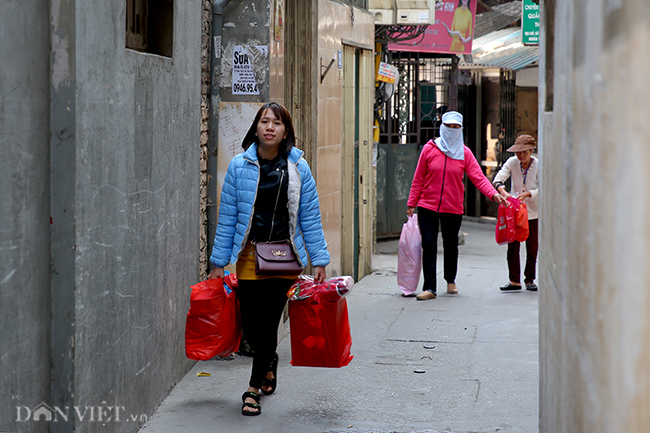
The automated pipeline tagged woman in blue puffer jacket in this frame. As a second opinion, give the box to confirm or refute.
[208,102,329,416]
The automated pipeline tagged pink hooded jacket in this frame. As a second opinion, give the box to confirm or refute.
[407,140,498,215]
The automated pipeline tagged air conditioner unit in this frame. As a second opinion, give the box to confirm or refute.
[368,0,394,8]
[369,9,395,24]
[368,0,396,24]
[396,9,430,24]
[369,0,435,25]
[396,0,434,25]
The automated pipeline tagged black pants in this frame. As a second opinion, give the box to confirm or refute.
[417,207,463,294]
[506,218,539,284]
[237,278,293,389]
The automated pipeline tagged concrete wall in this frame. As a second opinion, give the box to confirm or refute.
[0,1,51,432]
[71,1,201,431]
[1,1,202,431]
[539,1,650,432]
[218,0,271,103]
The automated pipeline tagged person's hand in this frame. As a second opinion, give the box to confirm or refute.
[492,193,507,206]
[407,207,416,217]
[517,191,532,201]
[497,186,510,199]
[313,266,327,283]
[207,267,224,280]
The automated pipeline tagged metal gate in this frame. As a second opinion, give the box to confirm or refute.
[376,53,452,238]
[496,69,516,167]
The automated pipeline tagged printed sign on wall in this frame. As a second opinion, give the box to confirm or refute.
[388,0,477,55]
[274,0,284,42]
[232,46,260,95]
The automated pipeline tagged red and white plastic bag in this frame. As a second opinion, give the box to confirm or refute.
[287,276,354,368]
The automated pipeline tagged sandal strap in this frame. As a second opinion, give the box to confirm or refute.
[242,391,260,403]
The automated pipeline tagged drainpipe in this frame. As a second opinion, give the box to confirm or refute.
[207,0,232,263]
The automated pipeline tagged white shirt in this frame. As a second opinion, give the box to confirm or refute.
[493,155,539,220]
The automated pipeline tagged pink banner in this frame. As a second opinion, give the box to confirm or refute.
[388,0,477,55]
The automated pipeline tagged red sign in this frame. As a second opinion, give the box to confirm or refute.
[388,0,477,55]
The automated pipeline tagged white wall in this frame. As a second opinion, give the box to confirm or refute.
[516,66,538,87]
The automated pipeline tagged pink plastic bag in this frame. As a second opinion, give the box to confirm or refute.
[398,214,422,296]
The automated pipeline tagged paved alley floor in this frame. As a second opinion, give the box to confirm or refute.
[139,219,539,433]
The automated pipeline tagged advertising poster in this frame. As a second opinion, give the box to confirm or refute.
[274,0,284,42]
[376,62,399,84]
[232,46,260,95]
[388,0,477,55]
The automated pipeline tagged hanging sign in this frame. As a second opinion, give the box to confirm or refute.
[376,62,399,84]
[522,0,540,45]
[232,46,260,95]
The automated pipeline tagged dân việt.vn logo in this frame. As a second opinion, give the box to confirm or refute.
[15,401,148,423]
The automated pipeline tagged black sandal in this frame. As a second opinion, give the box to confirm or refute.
[261,352,278,395]
[500,283,522,291]
[241,391,261,416]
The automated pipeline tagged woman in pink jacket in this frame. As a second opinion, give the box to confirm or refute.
[407,111,506,300]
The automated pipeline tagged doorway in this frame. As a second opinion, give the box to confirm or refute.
[342,45,373,280]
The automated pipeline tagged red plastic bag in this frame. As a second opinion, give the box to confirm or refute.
[397,214,422,296]
[496,201,516,245]
[514,199,529,242]
[287,276,354,368]
[185,274,241,360]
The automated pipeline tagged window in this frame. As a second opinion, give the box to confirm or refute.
[126,0,174,57]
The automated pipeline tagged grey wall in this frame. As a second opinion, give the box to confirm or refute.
[219,0,271,102]
[71,1,201,431]
[0,1,51,432]
[1,1,202,432]
[539,1,650,432]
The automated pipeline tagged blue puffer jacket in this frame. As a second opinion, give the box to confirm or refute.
[210,144,330,269]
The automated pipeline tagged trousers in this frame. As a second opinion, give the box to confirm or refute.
[417,207,463,294]
[507,218,539,284]
[237,278,293,389]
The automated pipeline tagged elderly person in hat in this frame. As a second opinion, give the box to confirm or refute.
[493,134,540,291]
[407,111,507,300]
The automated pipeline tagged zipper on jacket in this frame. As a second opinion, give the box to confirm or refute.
[267,167,285,242]
[437,155,448,212]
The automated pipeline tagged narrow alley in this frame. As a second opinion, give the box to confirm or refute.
[140,219,538,433]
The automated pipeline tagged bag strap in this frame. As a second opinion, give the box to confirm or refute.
[267,165,286,242]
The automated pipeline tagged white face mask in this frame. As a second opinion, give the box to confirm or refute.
[436,124,465,160]
[440,124,463,146]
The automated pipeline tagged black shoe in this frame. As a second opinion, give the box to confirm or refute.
[526,283,538,291]
[500,283,522,291]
